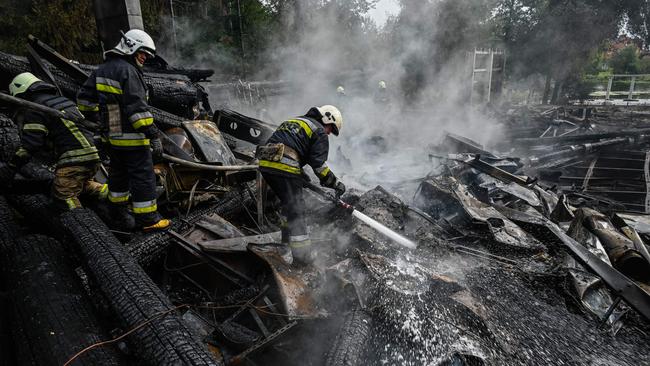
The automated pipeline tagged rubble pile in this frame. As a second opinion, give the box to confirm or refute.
[1,39,650,365]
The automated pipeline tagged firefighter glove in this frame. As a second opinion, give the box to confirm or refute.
[334,180,346,198]
[150,138,163,161]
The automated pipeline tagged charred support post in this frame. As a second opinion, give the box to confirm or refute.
[93,0,144,51]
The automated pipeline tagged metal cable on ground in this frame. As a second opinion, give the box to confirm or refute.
[62,301,322,365]
[63,304,190,366]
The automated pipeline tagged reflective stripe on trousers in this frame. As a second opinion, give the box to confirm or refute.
[132,199,157,214]
[65,197,82,209]
[107,147,160,226]
[109,191,130,203]
[289,235,311,248]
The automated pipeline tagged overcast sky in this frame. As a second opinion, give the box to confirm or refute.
[366,0,400,26]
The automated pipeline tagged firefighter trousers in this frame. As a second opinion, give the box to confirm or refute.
[107,147,160,226]
[51,162,104,210]
[261,172,310,248]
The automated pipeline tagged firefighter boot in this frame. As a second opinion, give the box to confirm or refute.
[142,218,172,233]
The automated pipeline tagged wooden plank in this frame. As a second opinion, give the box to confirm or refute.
[185,212,244,244]
[198,231,282,253]
[198,213,245,238]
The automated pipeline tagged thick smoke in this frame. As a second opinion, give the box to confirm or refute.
[255,0,505,195]
[158,15,243,78]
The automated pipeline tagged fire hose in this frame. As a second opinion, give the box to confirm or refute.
[304,182,417,249]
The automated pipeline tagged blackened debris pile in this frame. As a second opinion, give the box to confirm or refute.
[1,38,650,364]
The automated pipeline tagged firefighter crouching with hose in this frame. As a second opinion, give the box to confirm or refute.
[257,105,346,264]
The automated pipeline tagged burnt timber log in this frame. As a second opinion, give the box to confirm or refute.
[144,55,214,83]
[60,209,221,365]
[0,197,18,365]
[0,51,200,120]
[3,235,125,365]
[0,113,20,163]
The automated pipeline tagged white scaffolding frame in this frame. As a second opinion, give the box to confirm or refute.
[469,48,507,105]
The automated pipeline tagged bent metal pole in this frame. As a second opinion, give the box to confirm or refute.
[162,153,258,172]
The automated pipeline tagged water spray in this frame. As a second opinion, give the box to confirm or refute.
[304,182,417,249]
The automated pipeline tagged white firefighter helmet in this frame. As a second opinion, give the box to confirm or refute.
[378,80,387,89]
[336,85,345,95]
[316,105,343,136]
[9,72,42,97]
[107,29,156,58]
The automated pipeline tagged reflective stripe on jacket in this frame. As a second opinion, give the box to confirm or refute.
[16,90,99,168]
[76,55,157,149]
[259,116,339,187]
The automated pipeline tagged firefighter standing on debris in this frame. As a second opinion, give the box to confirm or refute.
[257,105,346,264]
[76,29,170,232]
[0,72,105,210]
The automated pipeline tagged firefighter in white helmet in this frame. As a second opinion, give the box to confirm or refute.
[374,80,390,104]
[257,105,346,264]
[76,29,169,232]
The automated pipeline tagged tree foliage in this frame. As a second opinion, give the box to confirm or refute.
[0,0,100,63]
[1,0,650,100]
[610,46,641,74]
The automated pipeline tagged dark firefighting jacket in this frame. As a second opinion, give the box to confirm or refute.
[76,55,158,149]
[12,83,99,168]
[259,108,339,187]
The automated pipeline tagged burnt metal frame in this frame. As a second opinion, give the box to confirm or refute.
[169,229,295,362]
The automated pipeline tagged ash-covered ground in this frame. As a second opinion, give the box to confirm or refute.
[304,180,650,366]
[294,117,650,365]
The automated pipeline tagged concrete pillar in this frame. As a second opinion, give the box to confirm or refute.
[93,0,144,52]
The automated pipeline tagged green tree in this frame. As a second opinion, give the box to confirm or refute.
[609,45,641,74]
[624,0,650,48]
[503,1,630,103]
[639,56,650,74]
[384,0,496,100]
[0,0,100,63]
